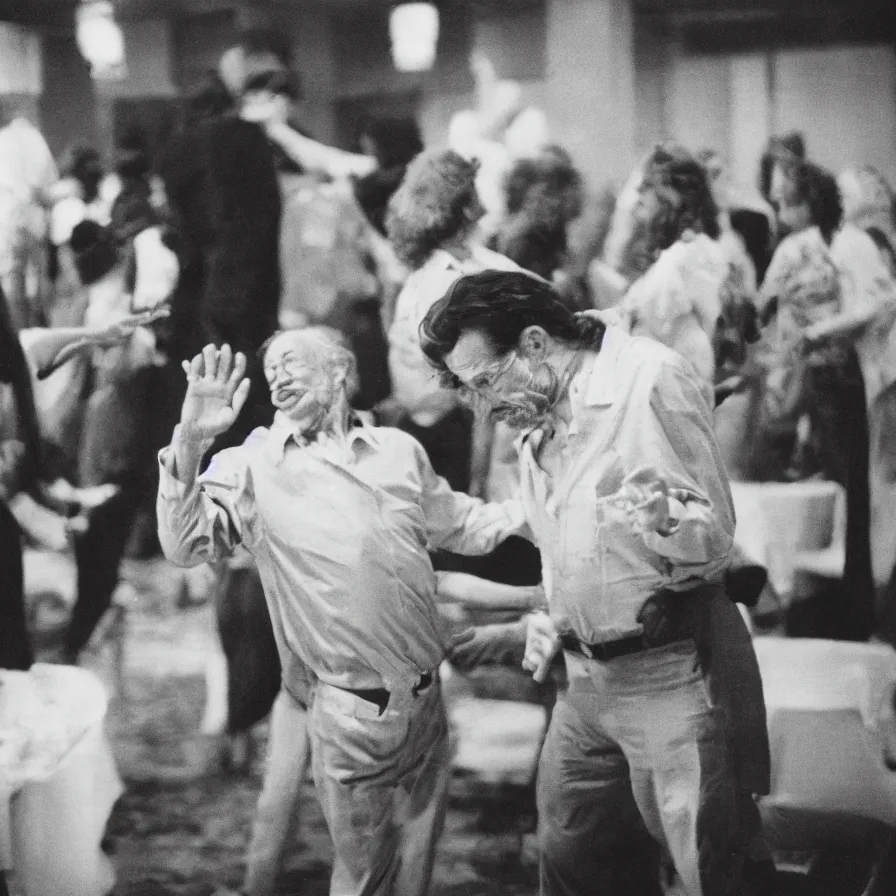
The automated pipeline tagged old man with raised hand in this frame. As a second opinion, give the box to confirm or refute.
[156,330,527,896]
[420,270,771,896]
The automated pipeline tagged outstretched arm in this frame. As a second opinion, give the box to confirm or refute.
[157,344,253,567]
[264,121,376,180]
[436,571,544,612]
[20,306,170,379]
[415,439,529,555]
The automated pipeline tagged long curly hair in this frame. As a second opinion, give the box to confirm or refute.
[496,146,584,280]
[386,149,481,270]
[642,143,720,249]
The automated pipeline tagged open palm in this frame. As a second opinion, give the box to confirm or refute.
[179,344,251,441]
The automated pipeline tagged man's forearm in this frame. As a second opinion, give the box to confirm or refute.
[436,572,543,611]
[266,123,375,179]
[157,427,228,567]
[169,424,214,489]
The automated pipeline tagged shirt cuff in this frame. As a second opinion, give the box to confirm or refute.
[157,446,188,500]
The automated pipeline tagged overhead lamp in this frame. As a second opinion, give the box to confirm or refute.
[76,1,126,80]
[389,3,439,73]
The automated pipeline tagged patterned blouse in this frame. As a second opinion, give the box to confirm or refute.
[759,226,842,365]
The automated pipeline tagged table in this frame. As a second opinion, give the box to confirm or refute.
[754,636,896,826]
[1,665,122,896]
[729,480,844,599]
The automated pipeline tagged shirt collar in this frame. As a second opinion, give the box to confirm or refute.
[582,324,624,408]
[267,410,381,463]
[517,326,621,451]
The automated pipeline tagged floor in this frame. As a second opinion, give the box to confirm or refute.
[28,553,545,896]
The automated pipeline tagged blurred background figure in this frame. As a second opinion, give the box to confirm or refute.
[493,145,587,306]
[385,148,520,495]
[0,110,57,332]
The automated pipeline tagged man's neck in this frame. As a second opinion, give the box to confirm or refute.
[284,392,352,444]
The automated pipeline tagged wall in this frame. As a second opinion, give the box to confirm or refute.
[773,45,896,185]
[98,19,178,100]
[545,0,636,188]
[662,42,896,191]
[0,22,42,94]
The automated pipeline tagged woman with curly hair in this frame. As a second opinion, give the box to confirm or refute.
[493,145,586,304]
[809,167,896,638]
[385,148,520,495]
[614,144,728,390]
[758,159,874,640]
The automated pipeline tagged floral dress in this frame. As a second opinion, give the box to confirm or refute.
[757,226,843,425]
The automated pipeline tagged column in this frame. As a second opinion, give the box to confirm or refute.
[545,0,636,189]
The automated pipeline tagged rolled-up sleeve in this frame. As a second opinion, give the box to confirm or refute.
[415,441,528,555]
[156,443,253,567]
[640,359,735,578]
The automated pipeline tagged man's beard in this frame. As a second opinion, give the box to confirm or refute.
[273,384,333,436]
[489,364,559,430]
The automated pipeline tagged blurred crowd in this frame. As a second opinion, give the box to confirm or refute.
[3,24,896,896]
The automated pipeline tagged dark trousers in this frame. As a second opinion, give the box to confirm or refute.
[65,481,145,658]
[0,501,32,670]
[806,353,875,641]
[215,565,281,734]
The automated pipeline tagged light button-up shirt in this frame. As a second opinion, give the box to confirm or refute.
[157,414,526,695]
[518,326,735,644]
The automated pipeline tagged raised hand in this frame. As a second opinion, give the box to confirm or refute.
[179,344,251,442]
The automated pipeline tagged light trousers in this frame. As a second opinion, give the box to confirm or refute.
[311,679,450,896]
[538,641,753,896]
[243,688,310,896]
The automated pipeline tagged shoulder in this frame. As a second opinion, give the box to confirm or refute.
[392,257,458,326]
[831,224,879,263]
[620,330,700,392]
[473,246,522,272]
[372,424,421,452]
[371,425,432,467]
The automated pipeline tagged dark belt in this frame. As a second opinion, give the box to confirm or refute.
[560,632,649,662]
[341,671,434,715]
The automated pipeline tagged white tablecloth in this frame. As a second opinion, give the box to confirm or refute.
[1,665,122,896]
[754,637,896,826]
[730,480,843,596]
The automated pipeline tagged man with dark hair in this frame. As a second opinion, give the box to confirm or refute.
[421,270,771,896]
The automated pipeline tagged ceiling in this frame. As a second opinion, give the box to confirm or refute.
[5,0,894,42]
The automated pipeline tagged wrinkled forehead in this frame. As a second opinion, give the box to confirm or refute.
[443,328,504,380]
[263,330,330,369]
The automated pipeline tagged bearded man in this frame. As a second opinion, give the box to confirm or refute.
[421,270,772,896]
[156,329,526,896]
